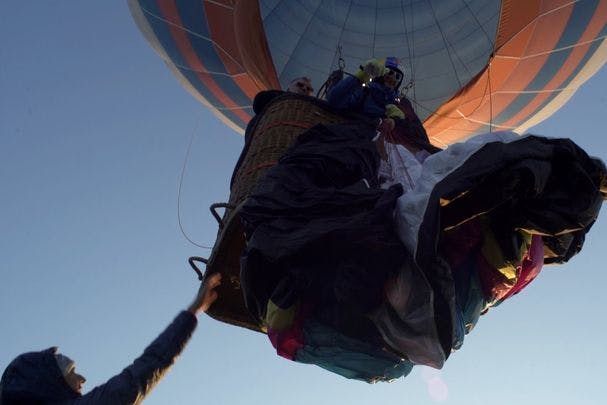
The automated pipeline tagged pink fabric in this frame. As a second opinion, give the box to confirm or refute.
[267,305,308,360]
[501,235,544,301]
[476,253,514,304]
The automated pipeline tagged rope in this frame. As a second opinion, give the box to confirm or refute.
[488,59,494,132]
[410,0,418,113]
[177,119,213,249]
[409,67,492,121]
[317,46,345,100]
[331,2,354,74]
[461,0,496,50]
[401,0,416,105]
[426,0,463,88]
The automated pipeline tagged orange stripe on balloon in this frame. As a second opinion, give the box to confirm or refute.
[501,0,607,128]
[233,0,281,91]
[426,1,575,144]
[203,1,261,100]
[158,0,251,124]
[495,0,542,49]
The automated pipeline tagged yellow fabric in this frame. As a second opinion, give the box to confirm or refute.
[481,228,533,282]
[481,228,517,281]
[356,58,387,83]
[385,104,405,119]
[265,299,298,332]
[354,69,371,83]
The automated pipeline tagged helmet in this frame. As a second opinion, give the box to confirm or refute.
[384,56,405,89]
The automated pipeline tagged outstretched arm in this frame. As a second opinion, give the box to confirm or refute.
[76,274,222,405]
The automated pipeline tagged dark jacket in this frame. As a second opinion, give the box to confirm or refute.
[386,98,442,155]
[0,311,197,405]
[326,75,398,118]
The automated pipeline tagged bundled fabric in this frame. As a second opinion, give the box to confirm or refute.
[240,122,410,382]
[388,132,606,353]
[239,122,606,382]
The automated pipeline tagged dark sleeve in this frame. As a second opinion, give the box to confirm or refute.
[326,75,364,110]
[74,311,197,405]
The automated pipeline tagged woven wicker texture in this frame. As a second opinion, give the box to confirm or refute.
[206,95,350,332]
[230,95,348,207]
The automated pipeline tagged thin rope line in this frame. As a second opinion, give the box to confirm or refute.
[330,0,355,72]
[409,0,418,113]
[372,0,378,56]
[388,142,416,190]
[204,0,234,10]
[177,118,213,249]
[426,0,463,88]
[138,4,245,73]
[410,67,492,120]
[488,61,493,132]
[274,0,325,82]
[461,0,496,51]
[400,0,415,87]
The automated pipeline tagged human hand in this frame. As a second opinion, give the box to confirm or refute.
[187,273,222,316]
[378,118,395,134]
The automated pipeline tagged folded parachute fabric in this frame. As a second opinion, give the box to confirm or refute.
[396,131,606,265]
[295,320,414,383]
[239,124,606,382]
[240,122,411,381]
[389,131,606,353]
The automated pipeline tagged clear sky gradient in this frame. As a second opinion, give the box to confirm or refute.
[1,2,606,405]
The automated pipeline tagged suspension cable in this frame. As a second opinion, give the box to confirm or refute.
[177,119,213,249]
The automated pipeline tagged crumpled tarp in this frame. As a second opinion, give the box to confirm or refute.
[239,123,606,382]
[240,122,405,325]
[391,131,606,353]
[240,122,411,382]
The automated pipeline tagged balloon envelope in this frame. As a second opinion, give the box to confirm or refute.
[129,0,607,145]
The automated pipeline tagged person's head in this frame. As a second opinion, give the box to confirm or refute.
[0,347,84,404]
[55,353,86,394]
[378,57,404,90]
[287,77,314,96]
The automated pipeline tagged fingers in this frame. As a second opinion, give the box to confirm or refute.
[208,291,218,303]
[205,273,222,289]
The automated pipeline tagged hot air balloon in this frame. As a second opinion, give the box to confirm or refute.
[129,0,607,382]
[128,0,607,145]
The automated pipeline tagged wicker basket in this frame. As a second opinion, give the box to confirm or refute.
[204,94,351,332]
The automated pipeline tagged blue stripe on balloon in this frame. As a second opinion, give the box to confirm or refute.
[178,68,251,128]
[492,0,602,127]
[136,0,253,126]
[173,0,254,113]
[516,33,605,130]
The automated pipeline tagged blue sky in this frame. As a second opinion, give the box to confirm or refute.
[1,2,606,404]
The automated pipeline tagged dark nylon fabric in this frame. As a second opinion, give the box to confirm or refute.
[239,124,606,365]
[424,136,607,267]
[240,122,406,335]
[413,136,606,352]
[0,311,197,405]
